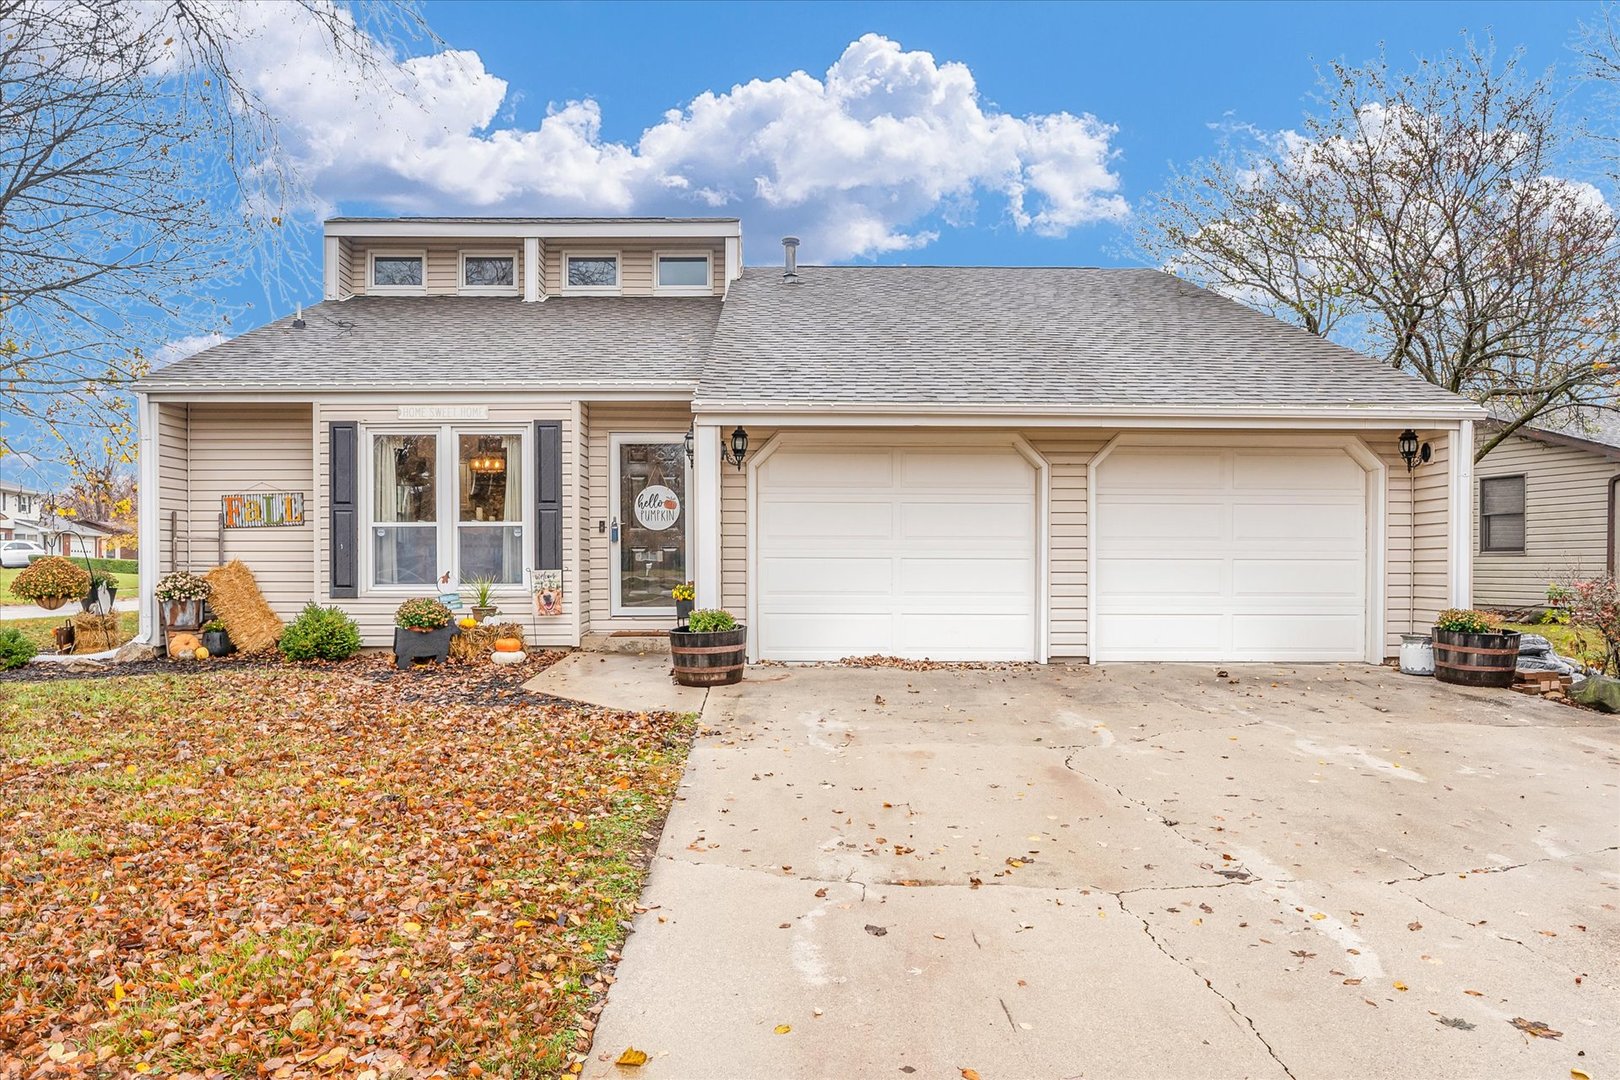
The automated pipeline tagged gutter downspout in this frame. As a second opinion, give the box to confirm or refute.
[135,393,160,645]
[1608,474,1620,576]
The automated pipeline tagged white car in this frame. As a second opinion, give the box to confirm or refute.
[0,540,46,569]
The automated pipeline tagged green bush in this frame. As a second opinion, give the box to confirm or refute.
[0,626,39,670]
[685,608,738,633]
[27,555,136,575]
[279,603,362,662]
[1434,608,1504,634]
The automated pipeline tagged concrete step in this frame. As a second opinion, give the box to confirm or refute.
[581,631,671,655]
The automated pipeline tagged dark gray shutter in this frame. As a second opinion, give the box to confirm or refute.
[535,420,562,570]
[330,421,359,597]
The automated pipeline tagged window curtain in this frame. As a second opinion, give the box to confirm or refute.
[374,436,404,582]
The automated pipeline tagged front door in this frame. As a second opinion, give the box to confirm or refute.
[610,433,690,617]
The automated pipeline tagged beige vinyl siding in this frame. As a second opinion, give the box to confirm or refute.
[182,404,315,617]
[155,403,190,573]
[1025,433,1112,657]
[584,402,694,633]
[1382,430,1450,649]
[314,400,579,647]
[548,241,727,298]
[335,239,353,296]
[576,401,590,630]
[1472,432,1620,607]
[346,239,526,297]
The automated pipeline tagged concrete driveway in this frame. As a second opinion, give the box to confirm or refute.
[584,663,1620,1080]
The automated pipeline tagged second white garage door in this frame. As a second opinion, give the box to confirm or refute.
[756,444,1038,661]
[1093,445,1371,662]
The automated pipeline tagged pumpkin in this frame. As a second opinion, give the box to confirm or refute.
[458,616,477,629]
[168,633,201,659]
[193,647,210,660]
[493,637,523,653]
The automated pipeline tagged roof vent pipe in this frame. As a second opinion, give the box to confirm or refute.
[782,236,800,283]
[292,304,306,330]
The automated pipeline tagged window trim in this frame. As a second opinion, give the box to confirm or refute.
[458,249,521,296]
[652,250,713,296]
[367,248,427,295]
[360,424,532,593]
[1479,473,1527,555]
[560,250,621,295]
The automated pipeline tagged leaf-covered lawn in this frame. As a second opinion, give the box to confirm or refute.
[0,656,695,1077]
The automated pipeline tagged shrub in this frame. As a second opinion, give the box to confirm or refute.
[685,608,737,633]
[279,603,362,662]
[154,570,211,602]
[1566,576,1620,675]
[1433,608,1504,634]
[0,626,38,670]
[8,556,91,601]
[31,556,138,575]
[395,597,452,630]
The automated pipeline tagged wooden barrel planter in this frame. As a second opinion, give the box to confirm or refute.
[1433,628,1521,688]
[670,625,747,687]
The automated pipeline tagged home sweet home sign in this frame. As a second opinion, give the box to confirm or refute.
[222,492,306,528]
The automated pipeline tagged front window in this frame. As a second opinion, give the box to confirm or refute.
[373,434,437,585]
[565,253,619,292]
[655,253,711,293]
[372,252,425,291]
[1480,475,1526,554]
[462,252,517,292]
[369,429,526,588]
[458,434,523,584]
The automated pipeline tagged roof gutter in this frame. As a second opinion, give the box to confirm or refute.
[691,401,1487,426]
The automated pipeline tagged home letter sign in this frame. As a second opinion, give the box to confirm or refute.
[222,492,306,528]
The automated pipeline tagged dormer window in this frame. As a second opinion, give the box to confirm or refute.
[460,251,519,295]
[563,252,619,295]
[369,250,425,294]
[655,252,712,295]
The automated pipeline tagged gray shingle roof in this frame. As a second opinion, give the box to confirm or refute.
[697,267,1477,414]
[136,296,721,393]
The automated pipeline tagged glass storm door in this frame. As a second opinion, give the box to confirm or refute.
[610,434,689,616]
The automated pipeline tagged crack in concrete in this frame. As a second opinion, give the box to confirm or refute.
[1381,845,1620,885]
[1115,892,1298,1080]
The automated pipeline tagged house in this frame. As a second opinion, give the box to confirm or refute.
[43,516,120,560]
[1472,414,1620,609]
[0,481,46,545]
[132,216,1483,663]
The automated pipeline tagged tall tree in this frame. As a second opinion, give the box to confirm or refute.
[1138,43,1620,460]
[0,0,423,472]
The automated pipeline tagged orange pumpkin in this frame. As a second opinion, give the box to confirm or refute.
[493,637,523,653]
[168,633,201,659]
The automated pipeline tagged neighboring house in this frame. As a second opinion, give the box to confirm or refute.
[0,481,47,544]
[132,216,1483,663]
[1473,415,1620,609]
[38,515,119,559]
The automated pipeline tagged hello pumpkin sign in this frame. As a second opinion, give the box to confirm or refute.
[221,492,305,528]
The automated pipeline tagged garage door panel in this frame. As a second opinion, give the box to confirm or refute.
[765,451,893,486]
[758,444,1037,661]
[1095,445,1370,662]
[1097,557,1223,596]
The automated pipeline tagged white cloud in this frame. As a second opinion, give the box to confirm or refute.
[217,12,1127,259]
[153,333,226,367]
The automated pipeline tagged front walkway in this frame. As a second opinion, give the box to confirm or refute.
[1,597,137,621]
[576,661,1619,1079]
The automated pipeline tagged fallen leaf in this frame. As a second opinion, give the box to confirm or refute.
[864,924,888,937]
[1407,921,1422,931]
[614,1048,649,1067]
[1310,912,1327,921]
[1436,1016,1476,1031]
[961,1070,982,1080]
[1509,1017,1562,1039]
[774,1024,791,1035]
[1393,981,1408,992]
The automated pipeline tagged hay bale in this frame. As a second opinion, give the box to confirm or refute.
[203,560,283,654]
[449,621,524,663]
[70,612,123,653]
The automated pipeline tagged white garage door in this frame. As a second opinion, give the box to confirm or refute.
[1094,446,1370,662]
[757,444,1038,661]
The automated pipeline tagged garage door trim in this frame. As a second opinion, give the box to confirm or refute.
[746,431,1049,663]
[1086,433,1387,664]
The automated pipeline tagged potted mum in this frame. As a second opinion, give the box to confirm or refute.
[154,570,211,631]
[669,608,746,687]
[672,581,695,626]
[8,555,91,611]
[1432,608,1521,688]
[393,597,457,669]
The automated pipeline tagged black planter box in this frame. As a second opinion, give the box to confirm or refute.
[394,624,458,669]
[675,598,695,626]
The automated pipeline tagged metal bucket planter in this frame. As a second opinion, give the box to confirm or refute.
[201,629,235,657]
[675,598,694,626]
[1433,628,1521,688]
[1399,633,1434,676]
[670,625,747,687]
[393,624,457,669]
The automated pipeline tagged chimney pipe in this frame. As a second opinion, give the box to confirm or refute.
[782,236,800,283]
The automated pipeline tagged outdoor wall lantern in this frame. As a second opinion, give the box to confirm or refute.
[683,425,750,470]
[1398,428,1432,472]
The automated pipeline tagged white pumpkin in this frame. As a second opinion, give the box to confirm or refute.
[490,650,527,666]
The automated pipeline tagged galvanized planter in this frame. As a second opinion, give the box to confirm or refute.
[670,625,747,687]
[1433,628,1521,688]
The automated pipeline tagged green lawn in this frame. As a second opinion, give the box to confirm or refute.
[1,566,139,605]
[1501,621,1609,670]
[0,610,139,651]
